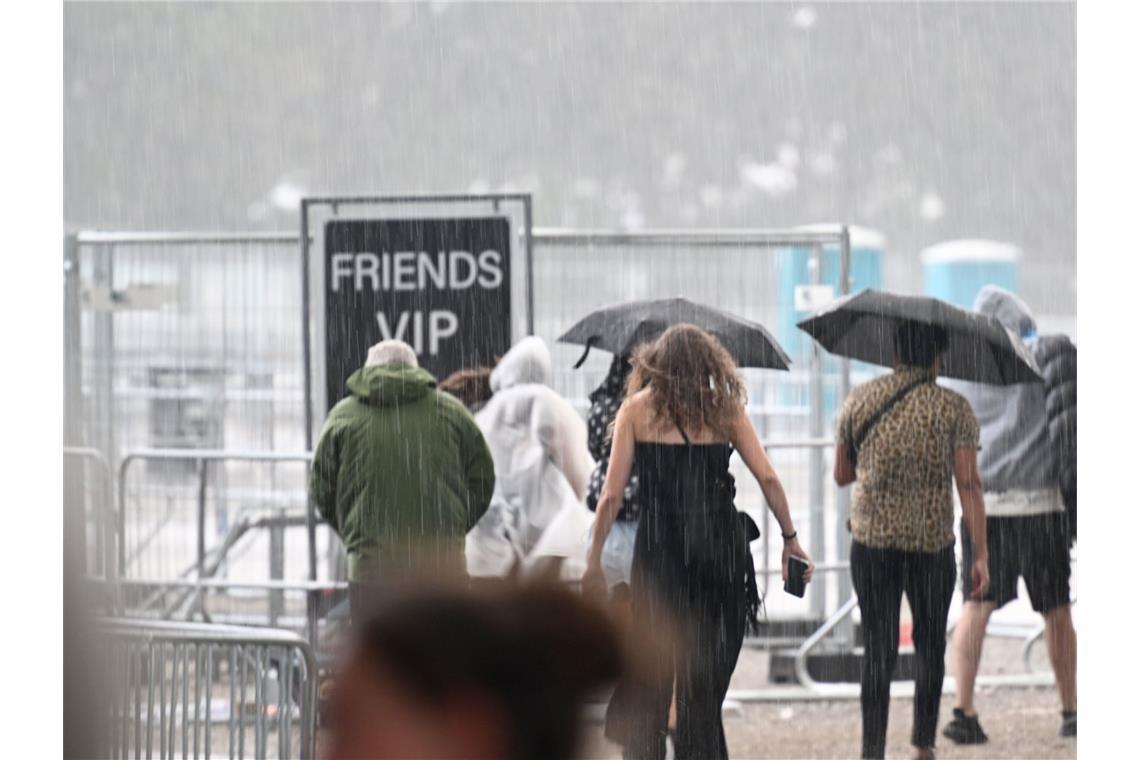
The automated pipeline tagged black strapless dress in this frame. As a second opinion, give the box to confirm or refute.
[605,434,752,760]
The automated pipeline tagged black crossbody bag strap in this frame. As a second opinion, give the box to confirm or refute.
[847,378,930,466]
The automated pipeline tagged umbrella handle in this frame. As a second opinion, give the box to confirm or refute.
[572,336,599,369]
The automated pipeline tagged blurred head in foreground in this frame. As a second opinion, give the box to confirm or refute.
[325,582,623,760]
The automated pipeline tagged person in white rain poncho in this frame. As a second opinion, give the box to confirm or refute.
[466,336,595,580]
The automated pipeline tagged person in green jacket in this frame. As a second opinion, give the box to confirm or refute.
[309,340,496,615]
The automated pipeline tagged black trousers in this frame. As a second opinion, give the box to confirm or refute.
[608,545,747,760]
[849,541,956,759]
[612,590,744,760]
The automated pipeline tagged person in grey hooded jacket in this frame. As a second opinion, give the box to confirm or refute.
[943,286,1077,744]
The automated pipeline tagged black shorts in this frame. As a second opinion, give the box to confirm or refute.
[960,513,1072,613]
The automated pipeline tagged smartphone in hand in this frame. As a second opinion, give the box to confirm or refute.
[784,555,810,598]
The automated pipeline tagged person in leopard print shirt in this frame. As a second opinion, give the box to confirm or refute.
[834,321,989,760]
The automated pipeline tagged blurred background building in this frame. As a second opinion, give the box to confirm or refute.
[64,2,1075,323]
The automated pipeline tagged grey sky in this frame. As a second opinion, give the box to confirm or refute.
[64,2,1075,313]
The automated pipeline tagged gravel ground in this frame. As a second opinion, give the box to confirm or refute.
[579,640,1076,759]
[580,687,1074,759]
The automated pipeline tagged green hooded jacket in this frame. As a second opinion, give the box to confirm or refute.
[309,363,495,582]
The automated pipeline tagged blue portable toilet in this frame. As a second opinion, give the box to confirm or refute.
[776,225,885,358]
[920,239,1021,309]
[775,225,885,419]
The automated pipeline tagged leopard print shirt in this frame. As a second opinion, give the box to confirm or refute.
[837,367,981,553]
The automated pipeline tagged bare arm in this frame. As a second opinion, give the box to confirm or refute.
[833,395,856,486]
[586,401,635,569]
[954,447,990,599]
[731,405,813,581]
[732,406,795,536]
[834,443,856,486]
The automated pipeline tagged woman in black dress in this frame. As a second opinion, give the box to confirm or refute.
[583,324,813,760]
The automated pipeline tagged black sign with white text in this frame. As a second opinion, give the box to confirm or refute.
[324,217,512,406]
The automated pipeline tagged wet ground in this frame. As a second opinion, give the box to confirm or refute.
[579,639,1075,759]
[581,686,1073,759]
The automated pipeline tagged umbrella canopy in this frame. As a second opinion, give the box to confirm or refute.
[558,297,791,370]
[796,289,1041,385]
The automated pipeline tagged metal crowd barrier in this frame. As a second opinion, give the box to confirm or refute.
[110,441,837,628]
[71,225,859,626]
[64,446,115,577]
[117,449,315,581]
[531,225,856,620]
[115,448,318,638]
[98,618,319,760]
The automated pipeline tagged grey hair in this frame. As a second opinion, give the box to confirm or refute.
[365,340,419,368]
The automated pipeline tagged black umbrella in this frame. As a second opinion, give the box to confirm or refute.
[796,289,1041,385]
[558,296,791,370]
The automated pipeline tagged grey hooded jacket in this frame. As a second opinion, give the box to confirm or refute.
[943,287,1060,496]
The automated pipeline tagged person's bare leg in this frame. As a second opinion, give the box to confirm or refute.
[1044,604,1077,713]
[951,601,995,715]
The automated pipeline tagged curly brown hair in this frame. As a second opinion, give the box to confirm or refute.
[439,366,493,410]
[626,323,747,439]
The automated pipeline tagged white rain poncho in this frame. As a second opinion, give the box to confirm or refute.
[465,337,595,579]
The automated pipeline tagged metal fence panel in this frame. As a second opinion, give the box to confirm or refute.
[68,227,858,622]
[98,618,319,760]
[70,235,336,609]
[529,228,856,617]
